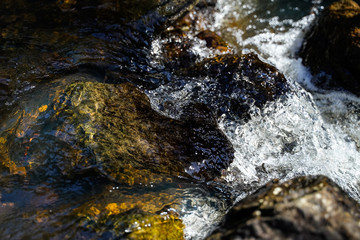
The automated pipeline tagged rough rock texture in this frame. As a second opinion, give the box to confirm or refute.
[177,53,290,121]
[157,0,228,69]
[0,79,234,184]
[207,175,360,240]
[55,81,234,182]
[197,30,228,51]
[299,0,360,95]
[0,0,198,114]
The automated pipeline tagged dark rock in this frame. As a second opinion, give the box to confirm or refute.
[0,78,234,183]
[299,0,360,95]
[0,0,198,112]
[207,175,360,240]
[7,184,186,239]
[0,176,233,240]
[160,28,198,68]
[174,53,290,122]
[197,30,228,51]
[196,0,217,9]
[154,0,224,69]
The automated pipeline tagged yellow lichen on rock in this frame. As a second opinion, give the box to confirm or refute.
[127,213,185,240]
[105,203,122,215]
[38,105,48,113]
[0,136,26,175]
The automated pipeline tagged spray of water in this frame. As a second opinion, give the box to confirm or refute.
[148,0,360,238]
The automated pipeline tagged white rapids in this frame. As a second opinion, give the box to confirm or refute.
[148,0,360,239]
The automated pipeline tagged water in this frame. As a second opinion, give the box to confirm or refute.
[147,0,360,238]
[1,0,359,239]
[212,0,360,197]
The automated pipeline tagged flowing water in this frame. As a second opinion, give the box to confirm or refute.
[1,0,360,239]
[147,0,360,238]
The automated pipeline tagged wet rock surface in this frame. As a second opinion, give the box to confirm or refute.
[0,0,198,114]
[180,53,290,120]
[149,53,290,123]
[2,0,359,239]
[299,0,360,95]
[0,78,234,183]
[0,74,233,239]
[0,181,187,239]
[207,175,360,240]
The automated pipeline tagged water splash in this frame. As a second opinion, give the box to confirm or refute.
[220,88,360,201]
[147,0,360,238]
[213,0,360,202]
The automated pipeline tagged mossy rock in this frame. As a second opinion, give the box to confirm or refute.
[299,0,360,95]
[207,175,360,239]
[71,188,186,239]
[0,79,234,183]
[55,81,233,182]
[1,192,185,240]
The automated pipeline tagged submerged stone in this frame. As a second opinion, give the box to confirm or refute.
[0,78,234,183]
[207,175,360,240]
[299,0,360,95]
[0,185,186,239]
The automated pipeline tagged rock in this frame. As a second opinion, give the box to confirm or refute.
[154,0,227,69]
[173,53,290,122]
[207,175,360,240]
[0,186,186,240]
[0,78,234,183]
[298,0,360,95]
[196,30,228,52]
[160,28,198,68]
[0,0,198,112]
[0,161,232,240]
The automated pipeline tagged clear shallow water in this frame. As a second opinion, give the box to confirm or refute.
[148,0,360,239]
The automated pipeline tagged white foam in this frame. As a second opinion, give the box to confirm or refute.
[149,1,360,239]
[213,0,360,204]
[220,89,360,201]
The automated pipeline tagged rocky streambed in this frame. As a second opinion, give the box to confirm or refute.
[0,0,360,239]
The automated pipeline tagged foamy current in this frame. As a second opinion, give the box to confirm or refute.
[148,0,360,239]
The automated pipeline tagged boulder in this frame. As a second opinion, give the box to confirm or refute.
[207,175,360,240]
[172,53,290,122]
[0,78,234,184]
[197,30,228,52]
[299,0,360,95]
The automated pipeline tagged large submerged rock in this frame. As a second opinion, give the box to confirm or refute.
[0,78,234,184]
[299,0,360,95]
[0,74,234,238]
[207,175,360,239]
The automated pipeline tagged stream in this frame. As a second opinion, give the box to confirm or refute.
[148,0,360,238]
[0,0,359,239]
